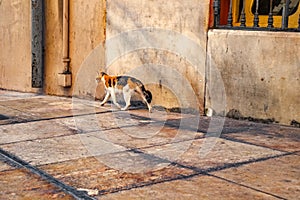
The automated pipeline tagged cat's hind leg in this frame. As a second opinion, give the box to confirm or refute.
[135,87,152,112]
[121,89,132,111]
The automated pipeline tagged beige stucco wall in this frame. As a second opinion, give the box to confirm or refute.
[0,0,32,92]
[44,0,106,97]
[105,0,210,112]
[1,1,299,125]
[207,30,300,125]
[0,0,106,96]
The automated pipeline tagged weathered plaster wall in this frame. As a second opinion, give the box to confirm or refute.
[106,0,210,112]
[0,0,32,92]
[43,0,63,95]
[2,1,298,125]
[207,30,300,125]
[44,0,106,97]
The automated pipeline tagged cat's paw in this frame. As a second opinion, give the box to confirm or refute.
[100,102,105,106]
[121,107,128,111]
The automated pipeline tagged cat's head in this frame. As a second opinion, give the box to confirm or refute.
[96,71,107,83]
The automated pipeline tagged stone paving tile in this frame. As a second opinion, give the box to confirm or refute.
[129,108,197,121]
[0,96,106,121]
[0,160,14,172]
[222,119,300,136]
[220,118,262,134]
[0,90,38,101]
[57,111,145,134]
[212,154,300,200]
[0,105,34,125]
[88,125,203,150]
[58,110,203,149]
[40,155,194,196]
[0,134,126,166]
[0,168,73,199]
[221,121,300,152]
[90,108,194,132]
[100,174,277,200]
[143,138,283,171]
[58,112,136,133]
[222,131,300,152]
[257,124,300,136]
[0,119,76,145]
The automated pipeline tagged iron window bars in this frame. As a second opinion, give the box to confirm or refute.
[213,0,300,31]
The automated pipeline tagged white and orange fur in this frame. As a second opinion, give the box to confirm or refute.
[96,72,152,112]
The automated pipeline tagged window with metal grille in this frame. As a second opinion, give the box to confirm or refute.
[211,0,300,31]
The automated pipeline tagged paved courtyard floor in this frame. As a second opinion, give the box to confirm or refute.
[0,90,299,199]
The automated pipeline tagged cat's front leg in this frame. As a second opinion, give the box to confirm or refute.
[110,89,121,109]
[100,92,111,106]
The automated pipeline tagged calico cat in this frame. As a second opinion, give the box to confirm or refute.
[96,72,152,112]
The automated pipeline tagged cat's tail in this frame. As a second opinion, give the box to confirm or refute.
[140,85,152,104]
[143,90,152,104]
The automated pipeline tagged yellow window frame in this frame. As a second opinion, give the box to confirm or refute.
[232,0,300,28]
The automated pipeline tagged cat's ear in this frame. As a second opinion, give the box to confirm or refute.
[100,72,107,77]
